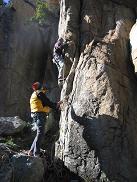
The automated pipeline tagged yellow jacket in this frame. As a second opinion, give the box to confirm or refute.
[30,89,51,113]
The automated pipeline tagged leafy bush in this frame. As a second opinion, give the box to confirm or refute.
[5,137,18,149]
[0,0,2,6]
[31,0,48,25]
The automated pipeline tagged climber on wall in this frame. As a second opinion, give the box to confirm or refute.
[28,81,61,157]
[53,37,68,87]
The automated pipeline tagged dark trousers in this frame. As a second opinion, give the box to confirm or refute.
[30,112,47,156]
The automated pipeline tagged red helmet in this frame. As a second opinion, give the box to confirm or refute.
[32,82,42,91]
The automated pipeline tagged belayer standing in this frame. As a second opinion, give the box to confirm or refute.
[28,81,60,157]
[53,37,68,86]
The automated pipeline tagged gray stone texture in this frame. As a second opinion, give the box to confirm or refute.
[12,154,44,182]
[0,116,26,135]
[0,0,60,119]
[1,0,137,181]
[130,21,137,73]
[56,0,137,181]
[0,143,13,182]
[0,144,45,182]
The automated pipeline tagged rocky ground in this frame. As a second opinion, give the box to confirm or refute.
[0,116,81,182]
[1,0,137,181]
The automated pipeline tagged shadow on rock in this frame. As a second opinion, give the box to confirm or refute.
[44,158,85,182]
[70,106,136,182]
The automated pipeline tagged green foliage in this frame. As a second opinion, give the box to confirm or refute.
[31,0,48,25]
[0,0,2,6]
[5,137,18,149]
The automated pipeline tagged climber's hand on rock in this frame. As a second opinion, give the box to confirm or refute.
[57,101,63,110]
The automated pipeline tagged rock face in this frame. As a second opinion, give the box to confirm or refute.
[0,143,13,182]
[0,116,26,135]
[0,144,45,182]
[12,154,44,182]
[109,0,137,8]
[130,21,137,73]
[1,0,137,181]
[0,0,60,119]
[46,0,60,15]
[55,0,137,181]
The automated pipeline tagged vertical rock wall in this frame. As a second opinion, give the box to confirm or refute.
[0,0,59,118]
[130,21,137,73]
[56,0,137,181]
[46,0,60,16]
